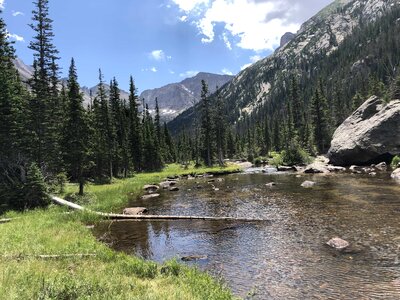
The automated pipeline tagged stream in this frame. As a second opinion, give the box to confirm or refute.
[94,170,400,299]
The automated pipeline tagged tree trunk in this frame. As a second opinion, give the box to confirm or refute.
[79,178,84,196]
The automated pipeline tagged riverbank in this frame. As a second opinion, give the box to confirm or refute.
[0,164,240,299]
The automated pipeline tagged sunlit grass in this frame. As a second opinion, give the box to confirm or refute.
[65,163,241,212]
[0,163,240,299]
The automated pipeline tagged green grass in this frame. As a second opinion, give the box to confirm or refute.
[65,163,241,213]
[0,163,240,299]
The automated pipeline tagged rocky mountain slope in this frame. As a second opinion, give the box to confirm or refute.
[13,59,232,119]
[140,72,234,120]
[169,0,400,134]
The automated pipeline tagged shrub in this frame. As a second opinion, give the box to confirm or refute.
[281,143,312,166]
[391,155,400,168]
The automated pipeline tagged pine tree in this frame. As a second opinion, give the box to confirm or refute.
[0,15,27,158]
[311,87,331,153]
[390,72,400,100]
[22,163,50,209]
[200,80,213,166]
[214,87,226,166]
[163,122,176,163]
[262,119,271,156]
[62,58,91,195]
[28,0,61,173]
[272,118,281,152]
[128,76,143,172]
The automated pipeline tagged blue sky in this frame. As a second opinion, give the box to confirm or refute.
[2,0,332,91]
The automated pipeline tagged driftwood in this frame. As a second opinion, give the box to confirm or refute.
[51,196,263,222]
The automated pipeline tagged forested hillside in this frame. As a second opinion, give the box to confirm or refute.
[169,0,400,161]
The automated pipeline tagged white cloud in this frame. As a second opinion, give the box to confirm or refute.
[7,33,24,42]
[171,0,331,51]
[12,11,24,17]
[141,67,158,73]
[221,68,233,75]
[169,70,175,74]
[179,70,199,78]
[250,55,262,63]
[0,0,5,9]
[241,63,252,71]
[222,32,232,50]
[171,0,209,13]
[148,50,172,62]
[149,50,166,61]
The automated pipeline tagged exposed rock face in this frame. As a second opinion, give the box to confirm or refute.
[328,96,400,166]
[279,32,295,48]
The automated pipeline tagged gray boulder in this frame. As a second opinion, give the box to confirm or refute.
[301,181,316,188]
[392,168,400,181]
[326,237,350,251]
[123,207,147,215]
[328,96,400,166]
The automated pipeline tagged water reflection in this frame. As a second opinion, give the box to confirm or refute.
[94,172,400,299]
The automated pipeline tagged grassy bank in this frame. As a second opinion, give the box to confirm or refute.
[0,164,240,299]
[65,163,241,213]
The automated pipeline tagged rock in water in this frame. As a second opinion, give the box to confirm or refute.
[392,168,400,181]
[301,181,316,188]
[141,194,160,200]
[326,238,350,250]
[123,207,147,215]
[328,96,400,166]
[143,185,159,193]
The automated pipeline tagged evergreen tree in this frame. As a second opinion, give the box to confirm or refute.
[311,87,331,153]
[28,0,61,173]
[163,122,176,163]
[262,119,271,156]
[62,58,91,195]
[272,118,281,152]
[214,87,226,166]
[128,76,142,172]
[22,163,51,210]
[391,72,400,100]
[200,80,213,166]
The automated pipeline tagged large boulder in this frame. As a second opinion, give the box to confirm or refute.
[328,96,400,166]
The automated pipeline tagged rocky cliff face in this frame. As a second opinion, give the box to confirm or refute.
[169,0,400,133]
[328,96,400,165]
[140,72,234,121]
[279,32,295,48]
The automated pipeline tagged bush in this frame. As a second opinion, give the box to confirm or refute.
[0,160,50,211]
[281,144,312,166]
[269,153,283,167]
[391,155,400,168]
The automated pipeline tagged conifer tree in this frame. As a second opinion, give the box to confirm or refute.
[200,80,213,166]
[390,72,400,100]
[62,58,91,195]
[128,76,142,172]
[214,87,226,166]
[311,87,331,153]
[28,0,61,172]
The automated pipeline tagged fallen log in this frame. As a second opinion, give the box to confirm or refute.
[51,196,263,222]
[1,253,97,260]
[0,218,13,224]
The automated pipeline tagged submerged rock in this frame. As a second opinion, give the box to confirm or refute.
[141,194,160,200]
[169,187,179,192]
[301,181,316,188]
[123,207,147,215]
[181,255,208,262]
[328,96,400,166]
[326,237,350,251]
[265,182,276,188]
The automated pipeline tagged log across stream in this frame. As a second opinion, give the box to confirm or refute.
[51,196,263,222]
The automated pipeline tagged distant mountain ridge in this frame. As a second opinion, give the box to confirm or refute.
[13,59,233,119]
[140,72,234,120]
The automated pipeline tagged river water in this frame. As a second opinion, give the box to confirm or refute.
[94,171,400,299]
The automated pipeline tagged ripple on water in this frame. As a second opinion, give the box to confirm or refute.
[94,173,400,299]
